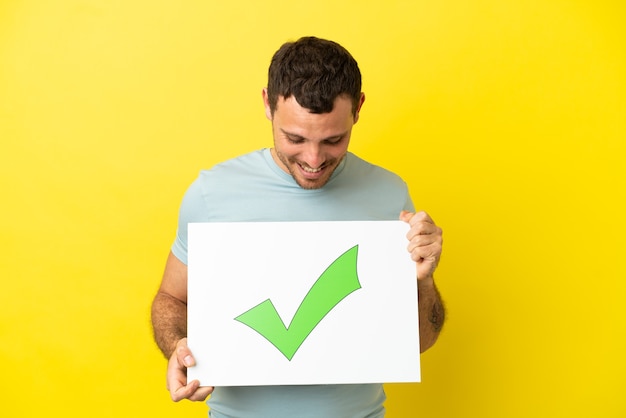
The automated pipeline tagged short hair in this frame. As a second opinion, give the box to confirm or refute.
[267,36,362,115]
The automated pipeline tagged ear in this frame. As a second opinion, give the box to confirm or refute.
[262,88,273,121]
[353,92,366,123]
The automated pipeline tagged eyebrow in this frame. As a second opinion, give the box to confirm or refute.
[280,129,348,142]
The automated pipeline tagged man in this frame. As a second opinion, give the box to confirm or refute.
[151,36,445,417]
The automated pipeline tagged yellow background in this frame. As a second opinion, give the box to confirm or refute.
[1,0,624,417]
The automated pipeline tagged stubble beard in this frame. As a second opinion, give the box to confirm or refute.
[275,149,343,190]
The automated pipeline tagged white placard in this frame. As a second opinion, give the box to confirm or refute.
[187,221,420,386]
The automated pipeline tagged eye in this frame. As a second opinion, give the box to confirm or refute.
[324,136,344,145]
[287,136,305,144]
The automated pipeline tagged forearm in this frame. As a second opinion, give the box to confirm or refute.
[151,291,188,358]
[417,276,445,353]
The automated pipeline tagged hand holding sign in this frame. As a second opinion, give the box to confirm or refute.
[400,210,443,280]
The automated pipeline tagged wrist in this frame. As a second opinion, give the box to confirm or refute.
[417,274,435,287]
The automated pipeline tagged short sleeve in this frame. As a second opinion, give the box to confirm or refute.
[403,187,415,213]
[171,177,210,265]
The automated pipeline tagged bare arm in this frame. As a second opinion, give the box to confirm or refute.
[400,210,446,353]
[417,276,445,352]
[151,251,213,401]
[151,252,189,358]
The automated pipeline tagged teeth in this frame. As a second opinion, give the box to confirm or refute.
[301,165,322,173]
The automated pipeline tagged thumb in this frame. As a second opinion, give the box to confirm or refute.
[175,338,196,367]
[399,210,414,223]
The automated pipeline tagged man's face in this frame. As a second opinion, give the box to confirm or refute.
[263,91,364,190]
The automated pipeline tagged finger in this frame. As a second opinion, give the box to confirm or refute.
[408,224,441,242]
[188,384,215,402]
[170,378,199,402]
[167,338,212,402]
[171,378,213,402]
[402,210,434,226]
[167,364,213,402]
[399,210,413,223]
[412,245,442,280]
[167,354,189,401]
[175,338,196,368]
[167,339,196,402]
[407,234,440,253]
[415,210,434,224]
[410,241,442,262]
[401,211,439,237]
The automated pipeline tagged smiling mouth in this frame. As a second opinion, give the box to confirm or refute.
[299,163,323,174]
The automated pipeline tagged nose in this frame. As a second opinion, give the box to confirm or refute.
[301,143,324,168]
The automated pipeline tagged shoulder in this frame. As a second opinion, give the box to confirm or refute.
[344,152,408,185]
[190,149,274,193]
[179,150,267,214]
[199,149,268,179]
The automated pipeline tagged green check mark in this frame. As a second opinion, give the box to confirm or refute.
[234,245,361,361]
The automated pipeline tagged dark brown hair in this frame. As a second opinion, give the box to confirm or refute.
[267,37,362,115]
